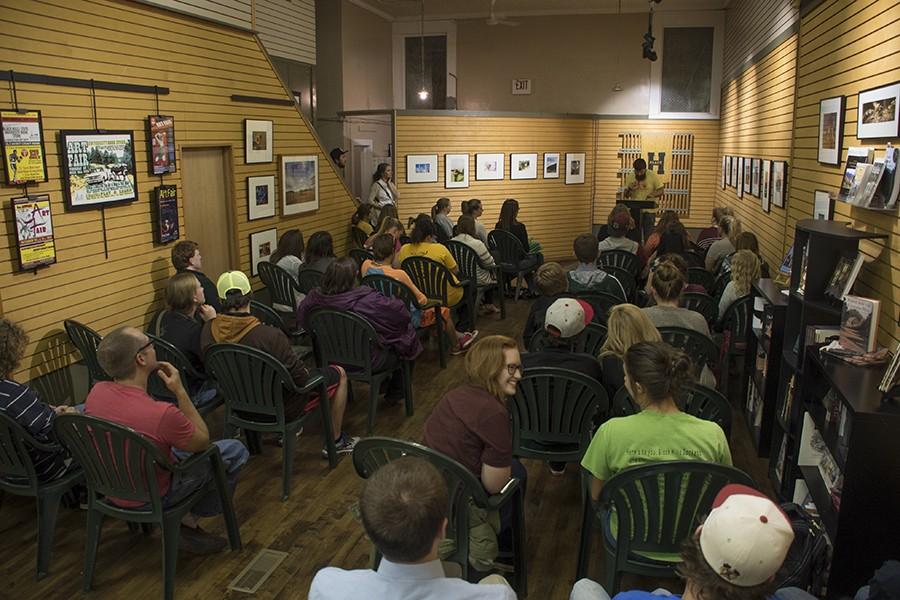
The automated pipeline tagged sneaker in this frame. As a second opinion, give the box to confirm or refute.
[321,432,359,458]
[179,525,227,555]
[276,427,303,447]
[450,330,480,355]
[549,462,566,476]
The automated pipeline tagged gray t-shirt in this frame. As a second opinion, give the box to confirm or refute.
[705,238,735,272]
[598,236,639,255]
[642,305,711,337]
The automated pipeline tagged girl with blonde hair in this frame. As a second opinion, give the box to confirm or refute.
[718,249,760,320]
[599,304,661,399]
[705,215,742,272]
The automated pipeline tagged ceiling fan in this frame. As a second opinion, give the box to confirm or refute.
[486,0,519,26]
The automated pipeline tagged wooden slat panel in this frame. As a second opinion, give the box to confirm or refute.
[723,0,799,82]
[255,0,316,65]
[135,0,252,30]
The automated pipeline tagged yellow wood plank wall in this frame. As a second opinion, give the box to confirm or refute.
[715,33,798,270]
[135,0,252,29]
[0,0,354,381]
[394,114,720,262]
[723,0,798,81]
[255,0,317,65]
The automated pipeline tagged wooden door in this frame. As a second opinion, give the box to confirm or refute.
[180,147,235,280]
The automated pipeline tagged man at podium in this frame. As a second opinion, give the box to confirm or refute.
[623,158,665,200]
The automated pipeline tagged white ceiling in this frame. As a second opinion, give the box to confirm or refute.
[360,0,729,21]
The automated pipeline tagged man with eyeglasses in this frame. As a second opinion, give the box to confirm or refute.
[85,326,249,554]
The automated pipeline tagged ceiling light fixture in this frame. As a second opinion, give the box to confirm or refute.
[642,0,662,62]
[418,0,429,102]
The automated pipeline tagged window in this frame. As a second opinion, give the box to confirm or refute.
[404,36,447,109]
[660,27,714,113]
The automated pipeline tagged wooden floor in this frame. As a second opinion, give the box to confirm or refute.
[1,299,773,600]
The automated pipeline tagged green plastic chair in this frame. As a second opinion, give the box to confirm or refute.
[658,326,719,372]
[611,383,733,438]
[401,255,473,316]
[575,291,625,325]
[598,250,640,277]
[576,460,755,592]
[63,319,111,386]
[680,292,718,326]
[719,294,754,399]
[204,343,337,499]
[306,308,412,435]
[258,261,303,313]
[600,265,636,300]
[352,437,527,596]
[0,412,84,580]
[349,247,375,269]
[249,300,310,360]
[510,367,610,464]
[446,240,506,321]
[298,269,324,295]
[488,229,539,301]
[145,334,222,417]
[52,413,241,600]
[527,322,608,357]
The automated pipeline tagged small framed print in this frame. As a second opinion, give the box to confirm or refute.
[543,152,560,178]
[59,130,138,209]
[751,158,761,197]
[445,153,469,188]
[247,175,276,220]
[1,110,48,185]
[250,228,277,276]
[406,154,438,183]
[771,161,787,208]
[856,81,900,139]
[813,190,834,220]
[725,156,732,187]
[742,157,751,195]
[565,152,586,184]
[13,194,56,271]
[721,156,726,189]
[510,153,538,180]
[475,153,504,180]
[818,96,845,165]
[737,157,744,198]
[731,155,739,188]
[281,155,318,215]
[761,159,771,207]
[155,185,179,244]
[244,119,273,163]
[148,115,176,175]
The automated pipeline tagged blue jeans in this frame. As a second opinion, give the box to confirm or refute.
[165,439,249,518]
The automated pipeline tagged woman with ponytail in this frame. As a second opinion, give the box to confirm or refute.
[705,215,742,272]
[431,197,453,242]
[582,341,731,502]
[460,198,488,244]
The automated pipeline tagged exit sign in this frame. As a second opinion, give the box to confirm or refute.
[512,79,532,95]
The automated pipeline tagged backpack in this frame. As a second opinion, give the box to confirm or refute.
[774,502,830,594]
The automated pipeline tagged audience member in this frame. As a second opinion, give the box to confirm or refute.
[720,231,771,279]
[522,262,573,349]
[597,206,638,254]
[432,197,454,242]
[652,253,705,295]
[365,215,404,260]
[522,298,601,378]
[639,211,681,266]
[567,234,626,299]
[361,235,477,356]
[494,198,544,294]
[460,198,489,244]
[86,326,249,554]
[171,240,221,312]
[623,158,664,200]
[201,271,355,455]
[309,457,516,599]
[643,262,710,335]
[705,215,741,272]
[351,204,374,238]
[0,318,78,482]
[453,215,500,315]
[367,162,398,220]
[597,304,661,400]
[696,206,732,250]
[571,484,793,600]
[269,229,305,284]
[301,231,337,275]
[719,249,761,322]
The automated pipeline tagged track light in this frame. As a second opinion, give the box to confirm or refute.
[642,0,661,62]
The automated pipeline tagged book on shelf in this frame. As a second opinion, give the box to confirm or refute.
[796,244,809,296]
[775,435,788,486]
[779,243,794,275]
[879,341,900,392]
[825,254,864,300]
[838,147,875,201]
[871,143,899,209]
[846,162,886,207]
[836,403,850,465]
[836,295,880,355]
[780,375,796,425]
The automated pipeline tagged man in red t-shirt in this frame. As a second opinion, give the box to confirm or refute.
[86,326,249,554]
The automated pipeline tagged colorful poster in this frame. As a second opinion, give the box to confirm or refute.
[13,195,56,270]
[60,131,137,208]
[155,185,180,244]
[1,110,48,185]
[148,115,176,175]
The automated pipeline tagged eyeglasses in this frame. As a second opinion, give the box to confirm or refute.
[135,340,153,358]
[505,363,522,376]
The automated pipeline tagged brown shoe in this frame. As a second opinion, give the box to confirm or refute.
[179,525,227,554]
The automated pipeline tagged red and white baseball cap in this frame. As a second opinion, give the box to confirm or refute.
[545,298,595,339]
[699,484,794,587]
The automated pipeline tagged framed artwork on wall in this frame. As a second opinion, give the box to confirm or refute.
[725,156,732,187]
[247,175,276,220]
[1,109,48,185]
[12,194,56,271]
[147,115,176,175]
[155,185,179,244]
[59,130,137,209]
[721,156,726,189]
[813,190,834,220]
[818,96,845,165]
[856,82,899,139]
[406,154,438,183]
[751,158,761,196]
[543,153,560,178]
[250,228,277,276]
[742,157,751,195]
[771,161,787,208]
[565,152,586,184]
[761,159,771,207]
[731,155,739,187]
[244,119,273,163]
[281,155,318,215]
[475,153,504,180]
[511,153,538,180]
[444,153,469,188]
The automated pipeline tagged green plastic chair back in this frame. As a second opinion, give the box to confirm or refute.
[680,292,718,325]
[349,247,375,268]
[145,334,204,404]
[487,229,528,265]
[527,322,607,357]
[258,261,302,310]
[446,240,506,320]
[611,383,732,437]
[298,269,324,294]
[350,226,368,248]
[658,326,718,370]
[721,294,753,349]
[600,265,636,300]
[401,255,463,307]
[687,267,715,292]
[598,250,640,277]
[250,300,287,332]
[575,291,625,325]
[510,367,609,462]
[63,320,111,385]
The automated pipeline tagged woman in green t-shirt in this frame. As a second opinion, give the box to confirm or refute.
[582,341,731,501]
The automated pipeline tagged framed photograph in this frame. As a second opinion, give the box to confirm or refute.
[281,155,318,215]
[155,185,179,244]
[814,190,834,220]
[244,119,273,163]
[761,159,771,206]
[247,175,276,220]
[543,152,560,178]
[12,194,56,271]
[511,153,538,180]
[147,115,176,175]
[59,130,137,209]
[721,156,727,189]
[771,161,787,208]
[444,153,469,188]
[742,157,751,195]
[565,152,586,184]
[857,82,900,139]
[725,156,732,186]
[250,228,277,276]
[751,158,761,196]
[737,157,744,198]
[731,155,739,188]
[475,153,504,180]
[818,96,845,165]
[406,154,438,183]
[1,110,48,185]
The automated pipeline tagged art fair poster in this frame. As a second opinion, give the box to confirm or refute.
[61,131,137,208]
[148,115,176,175]
[1,110,48,185]
[155,185,180,244]
[13,194,56,270]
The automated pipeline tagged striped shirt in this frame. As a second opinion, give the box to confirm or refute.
[0,379,69,482]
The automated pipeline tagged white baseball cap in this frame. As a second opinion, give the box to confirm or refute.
[699,484,794,587]
[544,298,594,339]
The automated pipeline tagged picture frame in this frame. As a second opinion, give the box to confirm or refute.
[725,156,732,187]
[510,153,538,180]
[244,119,273,164]
[721,156,727,189]
[818,96,845,165]
[731,155,739,188]
[742,156,750,196]
[406,154,438,183]
[543,152,560,178]
[444,153,469,188]
[12,194,56,271]
[771,161,787,208]
[1,109,48,185]
[155,185,179,244]
[814,189,835,220]
[59,130,138,209]
[751,158,761,197]
[250,228,277,276]
[761,159,771,208]
[856,82,900,139]
[281,155,318,215]
[565,152,586,184]
[147,115,176,175]
[475,153,504,180]
[247,175,276,220]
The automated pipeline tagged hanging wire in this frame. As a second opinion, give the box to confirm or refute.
[420,0,426,99]
[10,70,18,110]
[90,78,99,130]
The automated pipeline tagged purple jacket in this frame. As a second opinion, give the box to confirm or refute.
[296,286,423,364]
